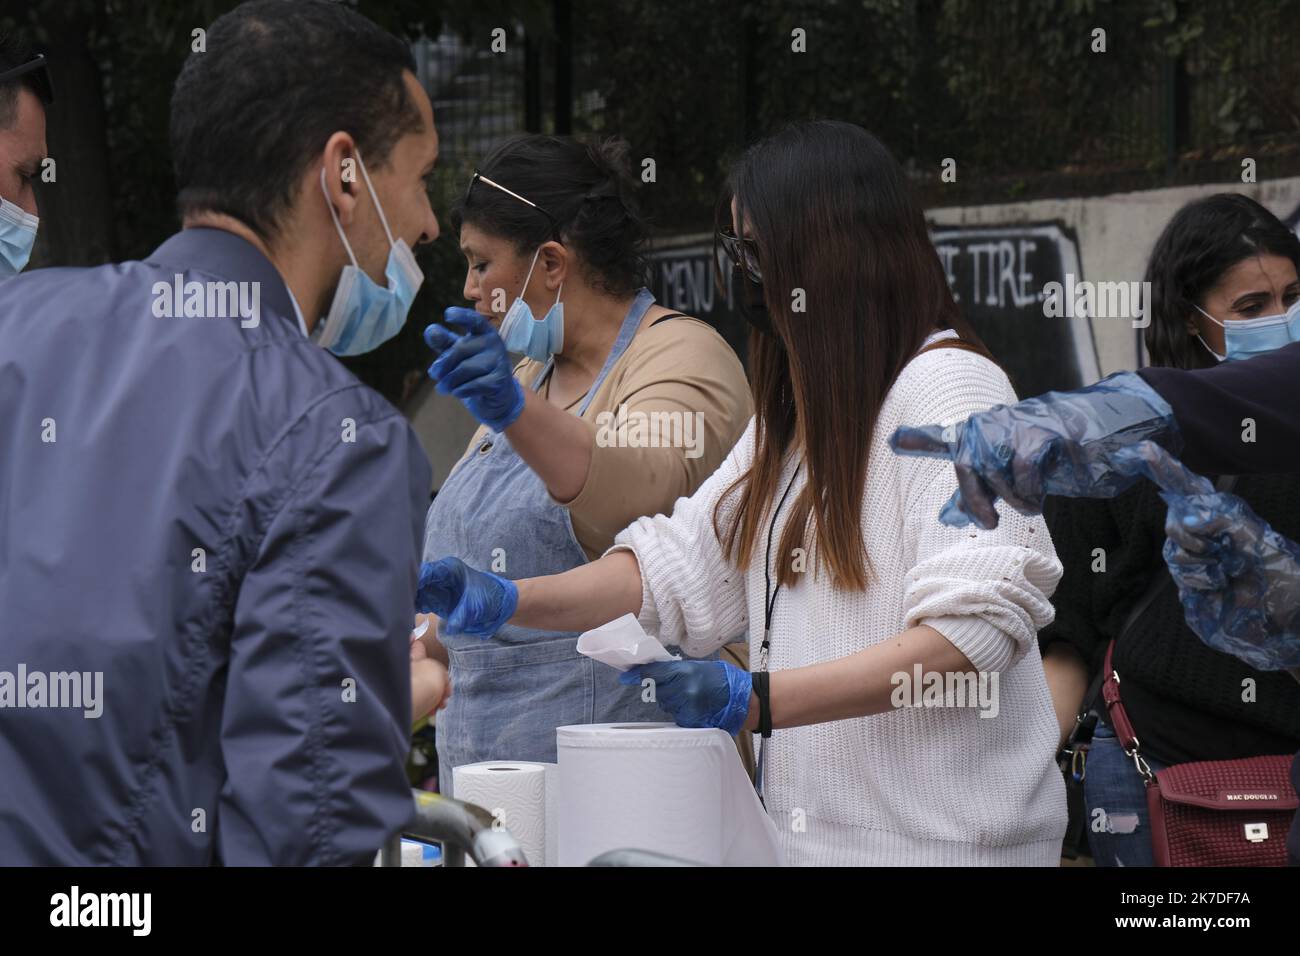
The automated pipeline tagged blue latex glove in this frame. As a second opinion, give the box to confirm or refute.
[424,307,525,432]
[889,371,1183,529]
[619,660,753,736]
[1112,441,1300,672]
[416,557,518,639]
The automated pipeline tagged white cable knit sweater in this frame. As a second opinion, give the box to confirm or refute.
[609,333,1068,866]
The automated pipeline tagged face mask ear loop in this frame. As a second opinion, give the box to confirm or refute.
[321,166,359,269]
[1194,302,1226,329]
[355,150,397,248]
[518,244,544,306]
[1193,332,1225,362]
[532,244,562,309]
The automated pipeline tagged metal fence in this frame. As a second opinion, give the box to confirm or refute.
[363,1,1300,404]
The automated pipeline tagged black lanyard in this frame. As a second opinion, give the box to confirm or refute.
[755,461,800,800]
[759,462,802,672]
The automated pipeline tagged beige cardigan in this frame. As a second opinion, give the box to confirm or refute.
[458,316,753,561]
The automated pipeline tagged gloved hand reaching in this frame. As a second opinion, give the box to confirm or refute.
[890,371,1183,529]
[619,660,753,736]
[1112,442,1300,672]
[425,307,525,432]
[416,557,518,639]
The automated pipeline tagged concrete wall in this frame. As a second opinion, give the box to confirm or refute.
[926,175,1300,383]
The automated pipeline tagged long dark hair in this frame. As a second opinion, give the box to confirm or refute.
[451,134,649,297]
[1144,193,1300,370]
[713,120,991,591]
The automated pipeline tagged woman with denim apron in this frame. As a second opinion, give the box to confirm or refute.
[415,135,752,791]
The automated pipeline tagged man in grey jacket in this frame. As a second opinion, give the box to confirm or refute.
[0,0,441,864]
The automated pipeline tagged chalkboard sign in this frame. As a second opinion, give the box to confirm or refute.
[646,238,748,361]
[930,222,1100,397]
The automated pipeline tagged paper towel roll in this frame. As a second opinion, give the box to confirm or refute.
[452,761,557,867]
[514,761,560,867]
[556,722,785,867]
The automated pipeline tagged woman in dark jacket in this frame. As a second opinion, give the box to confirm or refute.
[1040,193,1300,866]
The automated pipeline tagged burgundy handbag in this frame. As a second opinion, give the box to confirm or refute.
[1101,640,1299,866]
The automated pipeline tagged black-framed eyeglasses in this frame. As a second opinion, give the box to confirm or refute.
[464,170,561,241]
[717,225,762,284]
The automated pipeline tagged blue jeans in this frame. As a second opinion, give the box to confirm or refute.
[1083,723,1168,867]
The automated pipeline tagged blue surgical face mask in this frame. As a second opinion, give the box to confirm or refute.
[313,152,424,356]
[1195,300,1300,363]
[0,197,39,280]
[498,244,563,361]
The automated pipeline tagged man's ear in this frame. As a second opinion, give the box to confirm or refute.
[319,131,360,227]
[540,240,569,290]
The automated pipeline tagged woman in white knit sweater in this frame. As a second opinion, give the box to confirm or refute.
[418,121,1067,866]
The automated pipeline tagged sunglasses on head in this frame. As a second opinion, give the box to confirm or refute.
[717,225,762,284]
[464,170,562,242]
[0,53,53,104]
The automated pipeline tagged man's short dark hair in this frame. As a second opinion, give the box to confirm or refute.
[0,33,53,129]
[170,0,422,240]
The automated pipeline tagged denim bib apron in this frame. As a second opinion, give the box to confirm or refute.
[424,288,670,793]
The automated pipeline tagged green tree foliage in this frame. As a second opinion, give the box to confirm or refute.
[8,0,1298,400]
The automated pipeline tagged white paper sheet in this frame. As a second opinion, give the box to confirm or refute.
[575,613,680,672]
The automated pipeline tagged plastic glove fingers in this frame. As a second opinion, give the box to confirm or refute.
[1211,500,1277,555]
[428,333,500,387]
[650,675,694,713]
[436,348,505,395]
[423,322,460,354]
[1164,537,1228,591]
[1162,521,1222,566]
[445,589,493,637]
[963,418,1046,515]
[1110,441,1208,498]
[442,306,493,336]
[416,560,466,614]
[431,343,501,395]
[426,334,477,384]
[1167,555,1227,593]
[948,460,1002,530]
[426,556,469,582]
[888,424,955,460]
[630,662,681,682]
[1001,451,1052,514]
[469,575,518,639]
[937,486,977,528]
[1165,503,1235,554]
[443,603,473,637]
[617,666,645,687]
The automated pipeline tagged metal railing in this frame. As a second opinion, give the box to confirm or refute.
[379,790,530,867]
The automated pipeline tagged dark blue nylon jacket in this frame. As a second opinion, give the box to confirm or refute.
[0,228,429,864]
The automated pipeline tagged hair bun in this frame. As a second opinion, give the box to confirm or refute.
[584,136,638,204]
[583,179,620,201]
